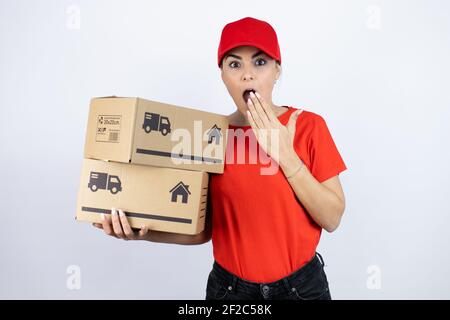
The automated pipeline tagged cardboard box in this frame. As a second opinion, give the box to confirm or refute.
[76,158,209,235]
[84,96,228,173]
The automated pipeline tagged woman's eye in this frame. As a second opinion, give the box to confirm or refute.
[228,59,266,68]
[255,58,266,66]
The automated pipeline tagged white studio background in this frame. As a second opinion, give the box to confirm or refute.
[0,0,449,299]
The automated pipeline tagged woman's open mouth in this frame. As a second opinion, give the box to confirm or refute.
[242,89,256,103]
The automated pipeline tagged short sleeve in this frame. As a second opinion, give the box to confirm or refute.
[308,115,347,183]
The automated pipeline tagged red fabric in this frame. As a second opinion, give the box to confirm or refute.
[209,106,347,283]
[217,17,281,68]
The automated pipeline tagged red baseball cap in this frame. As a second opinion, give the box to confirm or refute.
[217,17,282,68]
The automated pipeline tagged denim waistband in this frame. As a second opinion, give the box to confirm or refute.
[212,252,325,291]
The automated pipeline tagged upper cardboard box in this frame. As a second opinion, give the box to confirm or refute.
[84,96,229,173]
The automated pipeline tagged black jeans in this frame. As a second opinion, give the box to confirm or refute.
[205,252,331,300]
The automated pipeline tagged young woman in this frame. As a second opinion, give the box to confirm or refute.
[92,17,347,301]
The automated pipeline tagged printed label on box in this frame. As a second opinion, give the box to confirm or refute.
[96,115,121,143]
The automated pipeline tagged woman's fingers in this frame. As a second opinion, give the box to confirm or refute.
[100,213,116,238]
[138,226,149,240]
[286,109,303,134]
[96,208,146,240]
[111,208,126,239]
[119,209,136,240]
[255,91,277,123]
[249,92,270,128]
[247,98,264,129]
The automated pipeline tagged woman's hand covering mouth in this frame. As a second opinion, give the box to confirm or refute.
[242,89,256,103]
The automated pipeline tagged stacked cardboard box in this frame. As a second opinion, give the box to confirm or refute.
[76,96,228,235]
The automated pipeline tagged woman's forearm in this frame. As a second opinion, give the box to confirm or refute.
[146,229,208,245]
[280,153,345,232]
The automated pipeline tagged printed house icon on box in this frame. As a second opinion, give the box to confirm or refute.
[170,181,191,204]
[207,124,222,145]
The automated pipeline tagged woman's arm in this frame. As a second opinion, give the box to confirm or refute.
[93,207,212,245]
[244,92,346,232]
[145,229,208,245]
[280,153,346,233]
[147,207,212,245]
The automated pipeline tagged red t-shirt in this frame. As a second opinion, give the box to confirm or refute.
[208,106,347,283]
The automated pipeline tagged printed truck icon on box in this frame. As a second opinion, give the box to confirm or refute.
[142,112,171,136]
[88,171,122,194]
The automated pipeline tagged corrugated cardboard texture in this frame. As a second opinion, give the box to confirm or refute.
[84,97,137,163]
[84,96,228,173]
[76,158,208,235]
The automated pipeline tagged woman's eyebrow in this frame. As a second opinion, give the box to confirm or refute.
[225,50,265,61]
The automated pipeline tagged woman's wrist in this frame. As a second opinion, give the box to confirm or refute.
[280,151,304,179]
[285,162,304,179]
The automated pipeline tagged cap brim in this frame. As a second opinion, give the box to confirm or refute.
[218,41,280,67]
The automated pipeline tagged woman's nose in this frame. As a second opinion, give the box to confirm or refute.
[242,71,255,81]
[241,64,256,81]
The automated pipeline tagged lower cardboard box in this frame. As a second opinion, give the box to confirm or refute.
[76,158,208,235]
